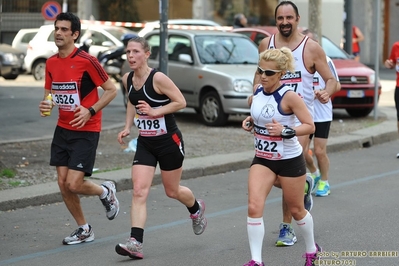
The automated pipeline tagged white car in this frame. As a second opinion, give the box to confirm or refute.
[24,23,135,80]
[138,19,222,37]
[125,29,258,126]
[11,28,39,55]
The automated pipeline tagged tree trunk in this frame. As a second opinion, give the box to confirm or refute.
[308,0,322,43]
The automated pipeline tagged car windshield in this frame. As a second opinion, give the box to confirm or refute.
[195,35,258,64]
[321,36,350,60]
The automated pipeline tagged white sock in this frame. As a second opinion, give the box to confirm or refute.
[79,223,90,232]
[312,169,320,177]
[294,211,316,253]
[247,217,264,263]
[100,186,108,199]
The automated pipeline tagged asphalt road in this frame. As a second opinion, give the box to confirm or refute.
[0,139,398,266]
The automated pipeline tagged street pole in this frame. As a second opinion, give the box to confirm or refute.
[373,0,381,120]
[62,0,68,12]
[0,0,3,43]
[159,0,168,75]
[343,0,353,55]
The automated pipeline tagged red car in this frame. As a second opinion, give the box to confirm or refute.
[233,27,381,118]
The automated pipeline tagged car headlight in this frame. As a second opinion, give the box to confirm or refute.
[2,53,18,63]
[233,79,253,93]
[369,73,375,84]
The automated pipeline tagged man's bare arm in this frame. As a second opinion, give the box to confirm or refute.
[309,42,339,102]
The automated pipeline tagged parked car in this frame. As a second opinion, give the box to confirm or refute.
[0,43,25,80]
[12,28,39,55]
[232,27,382,118]
[24,23,135,81]
[138,19,222,37]
[122,29,258,126]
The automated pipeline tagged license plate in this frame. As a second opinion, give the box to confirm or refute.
[347,90,365,98]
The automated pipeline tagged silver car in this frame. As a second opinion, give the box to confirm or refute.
[139,29,258,126]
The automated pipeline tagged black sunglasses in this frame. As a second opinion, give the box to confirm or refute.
[257,67,282,76]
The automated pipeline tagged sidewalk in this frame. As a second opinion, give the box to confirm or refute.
[0,105,397,212]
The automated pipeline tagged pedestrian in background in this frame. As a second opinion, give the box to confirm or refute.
[352,25,364,62]
[384,41,399,158]
[233,13,248,28]
[302,29,341,196]
[242,47,318,266]
[38,12,119,245]
[115,36,207,260]
[255,0,339,250]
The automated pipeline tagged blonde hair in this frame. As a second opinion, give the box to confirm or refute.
[259,47,295,73]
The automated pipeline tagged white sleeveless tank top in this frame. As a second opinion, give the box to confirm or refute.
[251,84,302,160]
[267,35,314,120]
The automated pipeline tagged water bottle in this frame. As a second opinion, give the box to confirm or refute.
[42,94,53,116]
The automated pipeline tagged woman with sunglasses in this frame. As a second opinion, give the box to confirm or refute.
[241,47,318,266]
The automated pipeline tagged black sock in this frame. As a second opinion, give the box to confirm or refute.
[130,227,144,243]
[187,199,199,214]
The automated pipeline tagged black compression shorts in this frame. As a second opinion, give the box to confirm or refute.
[133,130,185,171]
[309,121,331,139]
[251,153,306,177]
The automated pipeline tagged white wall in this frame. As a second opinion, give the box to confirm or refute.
[293,0,344,46]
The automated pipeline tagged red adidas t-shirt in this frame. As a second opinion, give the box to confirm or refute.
[388,41,399,87]
[45,47,109,132]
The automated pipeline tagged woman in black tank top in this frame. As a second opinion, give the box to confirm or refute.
[115,36,208,260]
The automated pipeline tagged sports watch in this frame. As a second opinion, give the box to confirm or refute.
[281,126,296,139]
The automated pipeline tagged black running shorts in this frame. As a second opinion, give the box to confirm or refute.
[309,121,331,139]
[251,153,306,177]
[50,126,100,176]
[133,130,184,171]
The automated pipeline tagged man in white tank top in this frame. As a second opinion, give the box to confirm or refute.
[253,1,340,248]
[302,30,341,198]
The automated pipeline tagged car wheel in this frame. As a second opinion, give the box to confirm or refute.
[345,108,373,117]
[32,60,46,81]
[121,80,128,109]
[200,91,229,126]
[2,73,18,80]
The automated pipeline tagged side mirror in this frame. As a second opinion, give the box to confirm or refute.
[178,54,193,64]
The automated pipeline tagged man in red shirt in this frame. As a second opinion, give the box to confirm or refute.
[38,12,119,245]
[384,41,399,158]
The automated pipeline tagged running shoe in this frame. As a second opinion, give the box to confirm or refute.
[311,172,321,192]
[62,225,95,245]
[315,181,330,197]
[190,199,207,235]
[396,153,399,159]
[100,181,120,220]
[275,223,297,246]
[243,260,265,266]
[304,174,314,211]
[303,243,322,266]
[115,237,144,259]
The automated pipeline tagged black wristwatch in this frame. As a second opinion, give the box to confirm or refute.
[281,126,296,139]
[88,107,96,116]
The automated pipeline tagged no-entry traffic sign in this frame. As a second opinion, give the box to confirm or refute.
[41,1,62,21]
